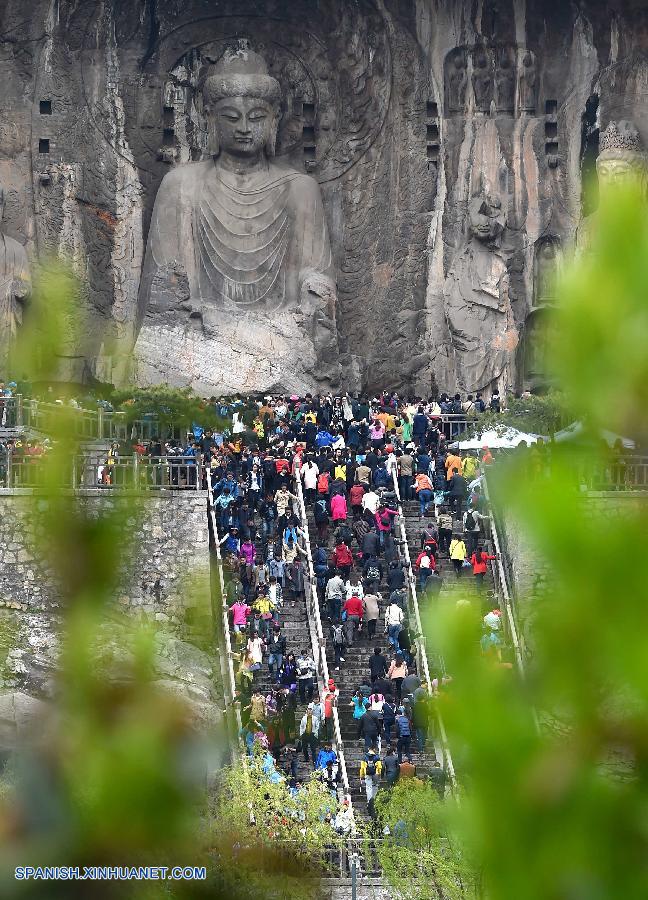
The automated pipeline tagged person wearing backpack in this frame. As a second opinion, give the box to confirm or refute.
[313,497,329,543]
[362,554,384,593]
[317,470,331,499]
[462,507,483,556]
[385,601,404,652]
[314,544,329,591]
[489,391,501,413]
[329,620,346,670]
[360,748,383,816]
[301,456,319,504]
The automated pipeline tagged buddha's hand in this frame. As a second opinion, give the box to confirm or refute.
[300,271,336,307]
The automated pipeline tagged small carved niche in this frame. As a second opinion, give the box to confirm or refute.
[39,100,52,115]
[545,121,558,139]
[162,128,175,147]
[302,102,315,124]
[163,106,174,127]
[427,101,438,118]
[545,99,558,115]
[425,97,440,167]
[38,138,50,153]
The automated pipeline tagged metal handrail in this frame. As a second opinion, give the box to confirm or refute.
[292,464,355,828]
[206,477,241,755]
[390,470,457,792]
[481,473,527,676]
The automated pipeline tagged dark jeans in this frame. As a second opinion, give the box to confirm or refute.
[363,733,379,752]
[475,571,485,589]
[452,559,464,577]
[345,614,360,645]
[438,528,452,555]
[448,495,464,517]
[466,530,479,556]
[301,733,318,763]
[298,677,314,703]
[399,475,412,501]
[415,726,427,751]
[391,677,404,703]
[333,644,344,666]
[397,734,411,763]
[383,721,393,745]
[367,618,377,638]
[327,596,342,622]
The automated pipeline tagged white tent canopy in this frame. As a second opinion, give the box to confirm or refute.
[451,427,543,451]
[554,421,636,450]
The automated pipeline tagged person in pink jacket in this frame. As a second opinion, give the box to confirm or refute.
[239,539,256,567]
[230,599,251,633]
[330,492,348,522]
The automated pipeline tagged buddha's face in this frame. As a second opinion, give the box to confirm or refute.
[468,196,505,243]
[213,96,276,158]
[597,157,637,189]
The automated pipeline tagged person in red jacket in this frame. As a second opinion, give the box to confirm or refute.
[349,483,365,518]
[342,593,363,646]
[470,546,497,588]
[331,541,353,579]
[414,547,436,589]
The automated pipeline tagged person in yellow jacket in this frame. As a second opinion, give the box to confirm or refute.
[360,749,383,814]
[462,453,479,481]
[449,535,467,578]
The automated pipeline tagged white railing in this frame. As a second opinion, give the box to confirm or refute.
[481,474,526,677]
[293,466,355,829]
[207,477,241,755]
[390,471,457,792]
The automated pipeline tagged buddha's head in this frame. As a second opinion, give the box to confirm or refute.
[596,120,646,193]
[468,191,506,245]
[203,46,281,160]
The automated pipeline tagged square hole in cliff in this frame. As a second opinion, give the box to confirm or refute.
[545,141,558,155]
[427,123,439,141]
[38,138,49,153]
[426,101,438,118]
[303,145,317,161]
[302,125,316,143]
[545,99,557,115]
[39,100,52,115]
[545,121,558,139]
[162,128,175,147]
[303,102,315,122]
[163,106,174,127]
[427,144,439,161]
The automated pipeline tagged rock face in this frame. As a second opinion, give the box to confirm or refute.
[1,0,647,394]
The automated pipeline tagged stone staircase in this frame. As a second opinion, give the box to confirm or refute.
[301,503,440,820]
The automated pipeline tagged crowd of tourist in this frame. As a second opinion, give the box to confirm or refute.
[206,391,506,824]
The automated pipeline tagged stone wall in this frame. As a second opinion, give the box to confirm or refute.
[0,489,221,740]
[0,489,210,622]
[500,492,647,644]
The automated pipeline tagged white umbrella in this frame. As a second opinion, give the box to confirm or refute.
[554,421,636,450]
[451,427,542,451]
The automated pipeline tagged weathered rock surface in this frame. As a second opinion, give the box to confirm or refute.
[0,0,647,393]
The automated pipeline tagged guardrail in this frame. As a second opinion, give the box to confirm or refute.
[0,396,186,443]
[2,452,205,490]
[576,456,648,491]
[390,470,458,792]
[292,465,355,829]
[206,478,242,758]
[481,474,526,677]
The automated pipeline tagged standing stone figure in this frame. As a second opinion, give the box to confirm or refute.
[0,186,30,372]
[517,51,536,113]
[577,120,646,252]
[533,238,560,306]
[135,45,339,393]
[446,48,468,113]
[444,192,518,394]
[495,45,516,114]
[471,48,494,114]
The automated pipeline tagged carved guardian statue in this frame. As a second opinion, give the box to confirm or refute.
[0,186,30,372]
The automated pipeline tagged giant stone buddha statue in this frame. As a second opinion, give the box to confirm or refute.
[135,45,339,393]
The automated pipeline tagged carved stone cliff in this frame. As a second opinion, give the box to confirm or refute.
[0,0,646,394]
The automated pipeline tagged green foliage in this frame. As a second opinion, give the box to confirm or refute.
[374,780,479,900]
[111,386,230,435]
[432,186,648,900]
[469,391,571,438]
